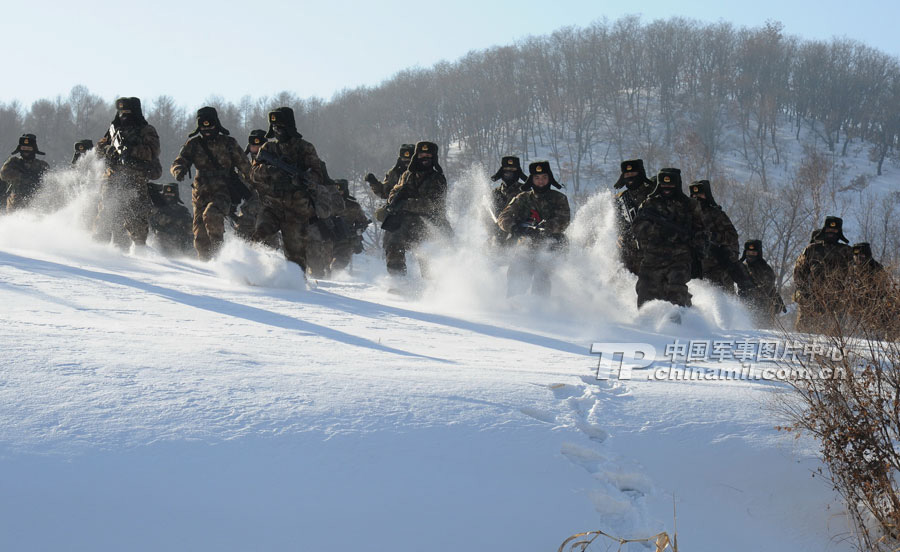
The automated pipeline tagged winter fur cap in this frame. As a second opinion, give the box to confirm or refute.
[265,107,301,139]
[491,156,528,182]
[821,216,849,243]
[189,106,229,137]
[71,139,93,163]
[113,97,147,126]
[852,242,872,259]
[740,239,763,262]
[614,158,653,189]
[12,134,44,155]
[408,141,443,173]
[399,144,415,158]
[245,129,267,154]
[653,168,683,195]
[689,180,717,205]
[524,160,562,189]
[162,183,184,204]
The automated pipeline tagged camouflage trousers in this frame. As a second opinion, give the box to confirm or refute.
[617,233,642,275]
[506,235,565,297]
[636,254,692,308]
[253,190,316,274]
[93,170,150,248]
[191,181,231,261]
[5,184,39,212]
[305,223,334,279]
[383,217,429,277]
[701,261,735,293]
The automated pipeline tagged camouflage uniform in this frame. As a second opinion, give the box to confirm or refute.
[149,183,193,256]
[497,161,570,296]
[632,169,706,308]
[689,180,740,292]
[847,243,895,335]
[740,240,786,327]
[489,156,528,246]
[250,107,327,274]
[232,130,270,243]
[171,107,251,261]
[1,134,49,211]
[613,159,654,275]
[330,179,371,272]
[367,144,414,201]
[792,217,853,334]
[383,141,450,276]
[93,97,161,248]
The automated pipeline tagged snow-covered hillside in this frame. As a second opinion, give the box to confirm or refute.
[0,160,851,551]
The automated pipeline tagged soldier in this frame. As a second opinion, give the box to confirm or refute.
[1,134,49,211]
[171,107,251,261]
[149,183,193,256]
[232,130,271,242]
[632,168,706,309]
[330,179,371,272]
[366,144,414,201]
[249,106,328,275]
[93,97,161,249]
[381,141,450,277]
[72,139,94,165]
[792,216,853,334]
[688,180,745,293]
[847,242,895,334]
[487,155,528,245]
[497,160,570,296]
[613,159,654,274]
[739,240,786,327]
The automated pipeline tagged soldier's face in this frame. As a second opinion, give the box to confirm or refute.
[272,124,289,140]
[692,192,706,200]
[249,145,261,156]
[19,147,35,160]
[660,185,675,197]
[501,169,518,183]
[747,249,759,259]
[417,152,433,168]
[532,174,550,188]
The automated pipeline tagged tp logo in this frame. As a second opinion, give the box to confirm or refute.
[590,343,656,380]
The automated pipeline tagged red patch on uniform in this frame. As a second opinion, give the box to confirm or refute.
[529,209,542,223]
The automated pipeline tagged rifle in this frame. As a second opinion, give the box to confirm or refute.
[616,189,642,251]
[107,123,150,172]
[256,149,314,194]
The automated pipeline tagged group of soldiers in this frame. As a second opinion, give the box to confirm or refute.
[0,99,370,279]
[1,100,895,334]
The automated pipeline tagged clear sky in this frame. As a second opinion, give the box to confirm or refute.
[3,0,899,109]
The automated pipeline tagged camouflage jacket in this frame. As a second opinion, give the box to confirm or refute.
[340,195,370,229]
[373,164,405,200]
[0,156,49,194]
[387,168,450,229]
[793,241,853,298]
[150,203,192,247]
[491,182,526,216]
[171,134,250,190]
[745,258,784,310]
[698,203,739,264]
[849,259,892,304]
[97,123,161,178]
[250,137,325,199]
[632,195,705,261]
[497,188,571,236]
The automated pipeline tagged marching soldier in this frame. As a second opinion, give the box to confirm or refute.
[613,159,654,275]
[632,168,706,309]
[93,97,161,249]
[792,216,853,334]
[497,160,570,296]
[149,183,193,256]
[688,180,742,292]
[1,134,49,211]
[739,240,786,327]
[72,139,94,165]
[381,141,450,277]
[488,155,528,245]
[848,242,895,335]
[366,144,414,201]
[330,179,371,272]
[171,106,251,260]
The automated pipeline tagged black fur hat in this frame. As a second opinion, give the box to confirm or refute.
[12,134,45,156]
[689,179,717,205]
[614,159,653,189]
[408,141,443,173]
[491,156,527,183]
[653,168,682,196]
[739,239,763,262]
[112,97,147,126]
[71,139,93,163]
[524,160,562,189]
[852,242,872,259]
[821,216,849,243]
[189,106,229,137]
[265,107,301,139]
[244,129,267,154]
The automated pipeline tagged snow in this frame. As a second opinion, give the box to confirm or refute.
[0,160,852,551]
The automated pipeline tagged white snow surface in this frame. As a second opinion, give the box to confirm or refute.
[0,160,852,551]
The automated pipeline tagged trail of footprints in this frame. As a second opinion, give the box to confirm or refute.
[521,376,659,543]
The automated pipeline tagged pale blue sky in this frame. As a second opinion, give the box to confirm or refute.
[3,0,898,108]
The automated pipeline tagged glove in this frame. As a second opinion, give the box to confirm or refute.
[365,173,379,187]
[385,199,406,216]
[173,168,186,182]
